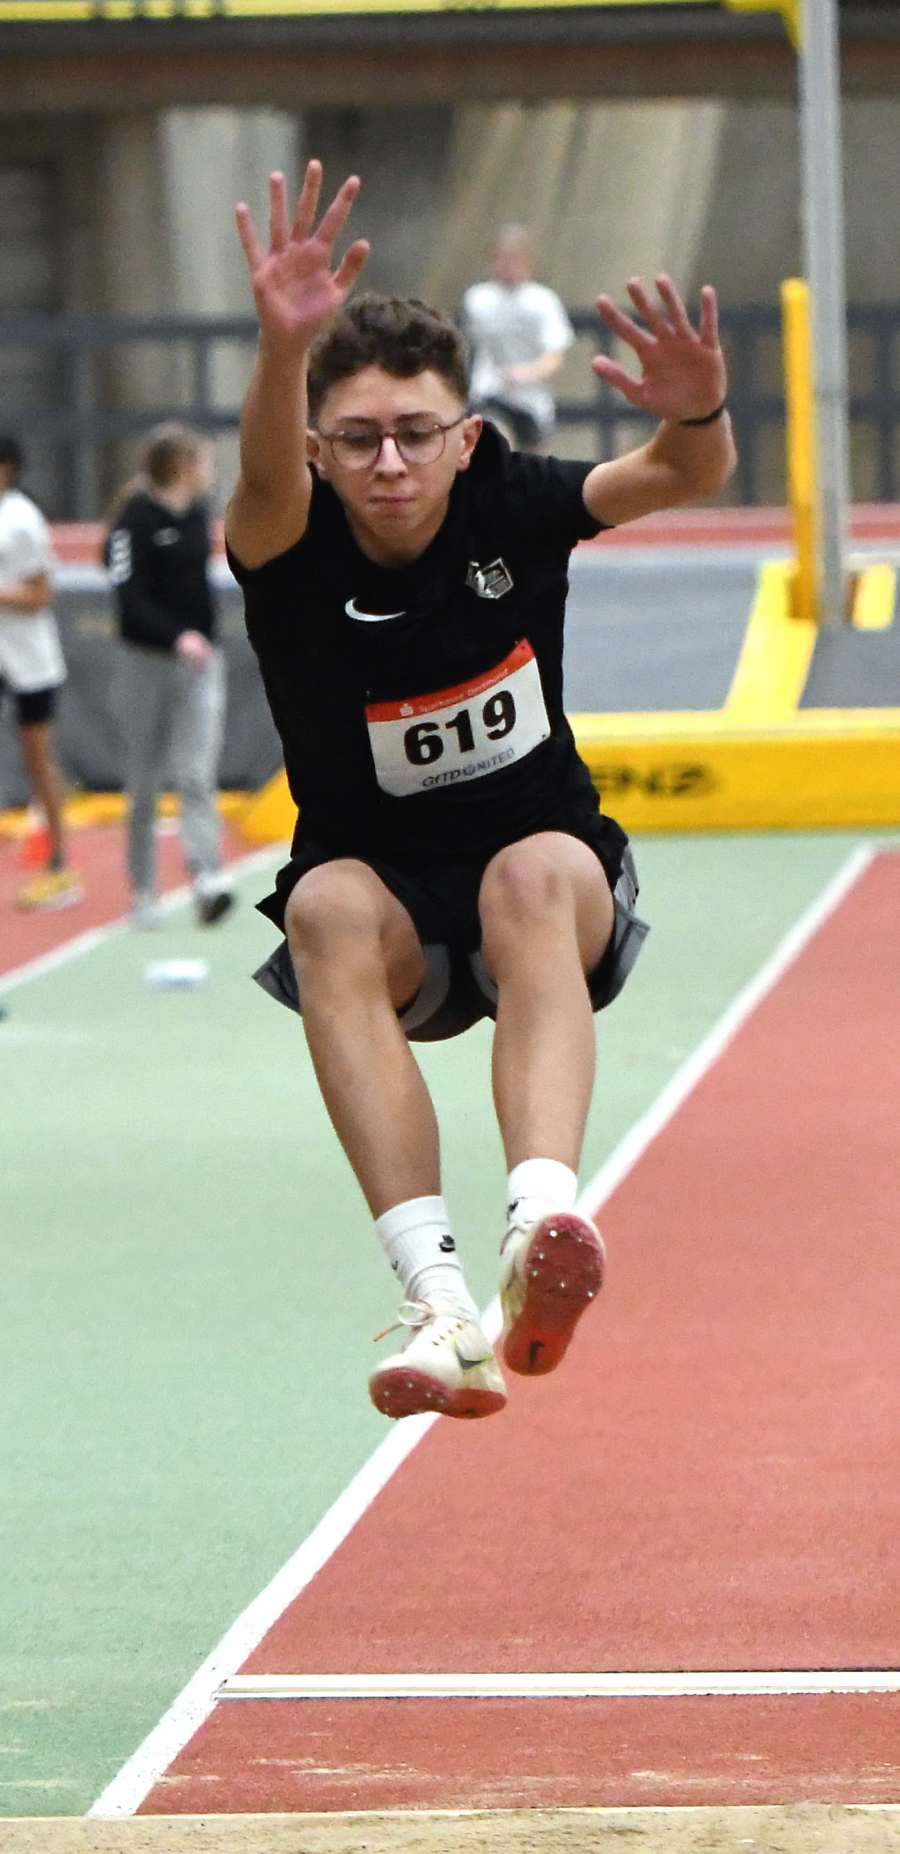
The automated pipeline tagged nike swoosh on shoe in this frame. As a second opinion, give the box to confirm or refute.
[500,1211,606,1377]
[454,1344,494,1371]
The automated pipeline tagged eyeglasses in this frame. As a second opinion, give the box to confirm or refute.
[316,415,467,471]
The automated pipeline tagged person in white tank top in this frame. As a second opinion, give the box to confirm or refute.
[0,436,82,911]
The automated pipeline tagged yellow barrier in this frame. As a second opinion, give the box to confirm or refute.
[852,563,896,632]
[0,0,765,19]
[238,769,298,845]
[0,0,802,28]
[781,278,818,622]
[0,790,251,841]
[570,559,900,833]
[571,712,900,835]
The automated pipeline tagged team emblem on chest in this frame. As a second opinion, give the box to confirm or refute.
[466,557,514,600]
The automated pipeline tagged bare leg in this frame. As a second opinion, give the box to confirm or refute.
[479,832,615,1172]
[18,720,67,865]
[286,860,439,1217]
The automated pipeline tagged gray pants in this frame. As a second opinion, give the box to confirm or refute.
[114,642,226,896]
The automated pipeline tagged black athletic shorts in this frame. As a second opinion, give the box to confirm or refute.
[0,681,57,726]
[253,814,649,1044]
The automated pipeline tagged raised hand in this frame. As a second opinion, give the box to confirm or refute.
[236,162,370,354]
[592,276,726,424]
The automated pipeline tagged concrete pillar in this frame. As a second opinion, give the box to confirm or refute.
[161,107,299,501]
[95,106,299,506]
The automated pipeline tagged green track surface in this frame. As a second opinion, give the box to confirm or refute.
[0,832,884,1814]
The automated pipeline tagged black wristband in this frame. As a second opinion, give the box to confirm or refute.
[680,399,728,427]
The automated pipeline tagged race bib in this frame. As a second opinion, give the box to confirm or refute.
[365,639,550,799]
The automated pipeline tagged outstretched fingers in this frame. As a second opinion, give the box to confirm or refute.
[595,292,654,359]
[314,173,362,249]
[699,283,720,348]
[591,353,646,407]
[291,159,324,243]
[269,172,291,252]
[653,273,694,340]
[333,238,371,295]
[626,276,670,339]
[235,202,264,273]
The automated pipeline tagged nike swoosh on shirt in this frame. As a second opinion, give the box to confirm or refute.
[345,598,406,622]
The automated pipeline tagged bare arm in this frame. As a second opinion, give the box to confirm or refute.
[225,163,369,572]
[0,571,52,614]
[582,277,736,529]
[504,349,566,387]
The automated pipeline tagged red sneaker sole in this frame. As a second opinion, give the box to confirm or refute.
[502,1212,605,1377]
[369,1366,507,1421]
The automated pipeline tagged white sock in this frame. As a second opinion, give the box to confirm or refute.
[506,1158,579,1233]
[375,1196,479,1319]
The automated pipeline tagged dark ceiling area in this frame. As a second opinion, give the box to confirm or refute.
[0,3,898,113]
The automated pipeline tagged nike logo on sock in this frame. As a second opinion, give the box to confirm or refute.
[439,1234,456,1252]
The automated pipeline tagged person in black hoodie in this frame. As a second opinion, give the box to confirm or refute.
[106,424,235,927]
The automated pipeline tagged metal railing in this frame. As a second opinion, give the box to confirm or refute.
[565,304,900,509]
[2,303,900,516]
[0,311,257,518]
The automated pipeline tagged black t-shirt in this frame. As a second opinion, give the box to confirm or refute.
[228,423,609,866]
[105,492,217,651]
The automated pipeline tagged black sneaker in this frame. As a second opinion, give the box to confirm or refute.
[195,887,236,927]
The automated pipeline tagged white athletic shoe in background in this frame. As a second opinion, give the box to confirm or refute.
[130,892,163,930]
[369,1298,507,1421]
[499,1208,606,1377]
[194,874,236,927]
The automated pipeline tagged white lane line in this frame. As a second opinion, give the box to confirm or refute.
[574,838,877,1220]
[87,1414,440,1817]
[480,838,876,1344]
[216,1670,900,1701]
[0,846,282,996]
[87,840,877,1818]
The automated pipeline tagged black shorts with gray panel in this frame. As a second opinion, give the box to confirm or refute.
[253,813,649,1045]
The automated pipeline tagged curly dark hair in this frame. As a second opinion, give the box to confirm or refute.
[307,294,469,422]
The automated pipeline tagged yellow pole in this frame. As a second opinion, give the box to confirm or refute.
[781,277,817,622]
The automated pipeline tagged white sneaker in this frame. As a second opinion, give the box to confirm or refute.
[369,1299,507,1421]
[499,1209,606,1377]
[130,893,163,930]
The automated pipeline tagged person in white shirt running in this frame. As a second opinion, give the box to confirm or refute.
[0,436,82,911]
[462,225,574,451]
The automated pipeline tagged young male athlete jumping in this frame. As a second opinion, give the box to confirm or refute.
[227,164,736,1422]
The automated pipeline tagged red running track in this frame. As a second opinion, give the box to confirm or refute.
[139,850,900,1811]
